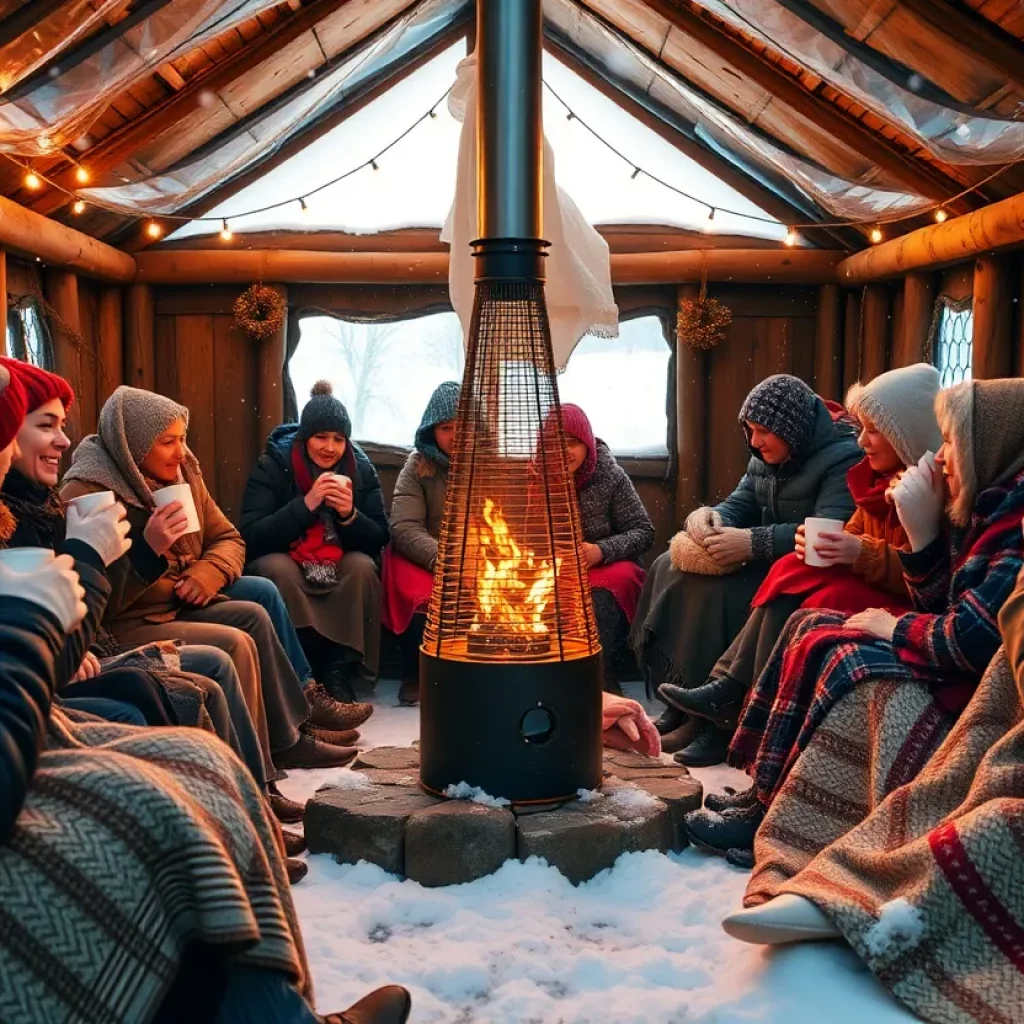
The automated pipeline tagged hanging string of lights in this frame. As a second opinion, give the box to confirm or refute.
[8,79,1019,245]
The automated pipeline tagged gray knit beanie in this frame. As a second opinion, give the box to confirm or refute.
[846,363,941,467]
[739,375,817,452]
[298,380,351,441]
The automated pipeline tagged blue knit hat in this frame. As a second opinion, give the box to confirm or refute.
[415,381,461,468]
[298,380,351,441]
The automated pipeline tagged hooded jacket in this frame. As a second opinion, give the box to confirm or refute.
[390,382,459,571]
[240,423,389,562]
[716,397,862,561]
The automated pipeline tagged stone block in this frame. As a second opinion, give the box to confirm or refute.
[353,746,420,771]
[632,776,704,851]
[405,802,517,887]
[516,779,671,884]
[305,785,439,874]
[359,768,421,787]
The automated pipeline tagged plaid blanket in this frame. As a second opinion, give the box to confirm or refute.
[729,469,1024,806]
[0,709,308,1023]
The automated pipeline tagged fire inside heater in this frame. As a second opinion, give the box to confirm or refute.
[419,279,605,804]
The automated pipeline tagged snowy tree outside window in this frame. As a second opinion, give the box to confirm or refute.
[289,312,670,455]
[933,300,973,387]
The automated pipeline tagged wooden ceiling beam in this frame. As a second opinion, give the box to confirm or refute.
[631,0,977,213]
[29,0,360,217]
[0,0,64,51]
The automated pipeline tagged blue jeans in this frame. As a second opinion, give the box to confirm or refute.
[222,576,313,685]
[62,697,147,726]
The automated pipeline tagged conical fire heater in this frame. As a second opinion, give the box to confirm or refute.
[419,0,604,803]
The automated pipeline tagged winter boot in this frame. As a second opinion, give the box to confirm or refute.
[268,782,306,824]
[323,986,412,1024]
[683,801,765,858]
[275,730,358,770]
[397,676,420,707]
[653,702,685,735]
[286,858,308,884]
[659,716,702,754]
[324,660,360,704]
[658,675,748,729]
[704,784,758,813]
[306,682,373,730]
[722,894,840,945]
[672,719,730,767]
[282,830,307,857]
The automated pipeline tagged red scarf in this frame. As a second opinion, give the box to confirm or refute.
[288,442,352,570]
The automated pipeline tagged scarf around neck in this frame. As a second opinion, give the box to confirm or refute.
[1,468,65,550]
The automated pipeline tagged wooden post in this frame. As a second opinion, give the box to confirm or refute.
[675,283,706,525]
[258,285,287,447]
[895,272,937,367]
[0,251,7,358]
[814,283,842,401]
[861,285,890,381]
[96,286,124,404]
[972,255,1013,380]
[42,269,82,441]
[843,290,861,392]
[125,284,154,391]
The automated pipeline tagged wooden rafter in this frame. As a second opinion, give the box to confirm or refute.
[629,0,978,211]
[29,0,362,217]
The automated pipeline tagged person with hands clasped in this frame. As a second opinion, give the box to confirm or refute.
[631,374,862,767]
[685,377,1024,864]
[242,380,388,713]
[664,364,940,738]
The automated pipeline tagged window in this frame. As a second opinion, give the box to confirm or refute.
[290,310,672,455]
[290,312,464,447]
[558,316,671,456]
[5,300,54,369]
[932,298,973,387]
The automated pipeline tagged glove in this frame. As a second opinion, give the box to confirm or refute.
[65,502,132,567]
[685,506,722,546]
[891,452,944,552]
[0,553,87,632]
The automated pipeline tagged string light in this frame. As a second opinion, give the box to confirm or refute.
[298,197,310,218]
[74,165,90,184]
[707,207,716,222]
[370,159,379,171]
[869,226,884,244]
[784,228,798,247]
[145,220,162,239]
[23,170,41,189]
[429,107,437,118]
[934,208,948,223]
[631,167,641,179]
[72,199,86,215]
[219,218,233,241]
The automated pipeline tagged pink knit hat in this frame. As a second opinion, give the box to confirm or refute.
[559,403,598,488]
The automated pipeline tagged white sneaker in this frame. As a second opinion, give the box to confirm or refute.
[722,894,841,945]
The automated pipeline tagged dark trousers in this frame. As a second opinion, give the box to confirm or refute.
[60,666,176,726]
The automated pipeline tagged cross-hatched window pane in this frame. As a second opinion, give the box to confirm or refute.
[5,301,53,370]
[934,302,973,387]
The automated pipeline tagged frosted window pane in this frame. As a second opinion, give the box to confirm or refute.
[935,305,973,387]
[290,313,464,446]
[558,317,670,457]
[170,49,781,239]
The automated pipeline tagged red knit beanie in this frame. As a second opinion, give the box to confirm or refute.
[560,403,598,488]
[1,358,75,414]
[0,359,27,451]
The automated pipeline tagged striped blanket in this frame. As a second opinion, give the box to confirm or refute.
[0,709,308,1024]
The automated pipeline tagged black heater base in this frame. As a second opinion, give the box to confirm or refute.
[419,650,604,804]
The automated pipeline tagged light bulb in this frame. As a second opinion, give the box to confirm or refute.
[707,207,716,221]
[146,221,162,239]
[783,229,798,247]
[371,160,379,171]
[299,198,310,218]
[869,227,883,244]
[23,171,41,189]
[72,200,86,215]
[934,208,948,224]
[631,167,641,180]
[219,219,233,242]
[74,165,90,184]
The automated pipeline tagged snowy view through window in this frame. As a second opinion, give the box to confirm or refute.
[289,313,670,455]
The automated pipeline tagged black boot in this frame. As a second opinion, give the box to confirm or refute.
[684,801,765,858]
[653,702,685,735]
[658,675,748,729]
[704,784,758,813]
[659,716,701,754]
[672,719,729,767]
[324,659,359,704]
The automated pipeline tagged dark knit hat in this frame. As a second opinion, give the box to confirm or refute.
[0,359,27,452]
[739,374,818,453]
[3,358,74,414]
[298,380,351,441]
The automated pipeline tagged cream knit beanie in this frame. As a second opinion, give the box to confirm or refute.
[846,363,942,467]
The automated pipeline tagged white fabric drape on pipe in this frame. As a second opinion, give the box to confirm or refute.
[440,54,618,372]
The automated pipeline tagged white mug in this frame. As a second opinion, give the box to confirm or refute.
[0,547,55,573]
[803,517,846,567]
[153,483,200,535]
[64,490,116,516]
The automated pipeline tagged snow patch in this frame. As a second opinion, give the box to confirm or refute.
[317,769,373,791]
[576,788,604,803]
[865,898,925,956]
[607,786,661,818]
[443,781,511,808]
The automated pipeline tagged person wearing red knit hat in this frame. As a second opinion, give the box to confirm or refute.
[0,360,27,527]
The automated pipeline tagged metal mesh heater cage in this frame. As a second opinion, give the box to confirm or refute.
[419,277,604,803]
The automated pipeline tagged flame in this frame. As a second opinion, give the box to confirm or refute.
[470,499,557,641]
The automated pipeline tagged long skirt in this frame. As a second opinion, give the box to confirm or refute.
[629,549,768,694]
[115,602,309,776]
[0,709,309,1024]
[248,552,381,677]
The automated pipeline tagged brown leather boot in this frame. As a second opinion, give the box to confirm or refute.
[286,858,308,884]
[310,726,361,747]
[268,783,306,824]
[275,731,358,770]
[323,986,411,1024]
[282,829,307,856]
[306,682,374,731]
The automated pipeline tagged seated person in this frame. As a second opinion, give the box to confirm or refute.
[242,380,389,707]
[662,363,941,730]
[631,374,862,766]
[60,385,363,774]
[383,381,460,706]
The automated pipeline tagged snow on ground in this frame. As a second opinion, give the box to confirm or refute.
[279,680,916,1024]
